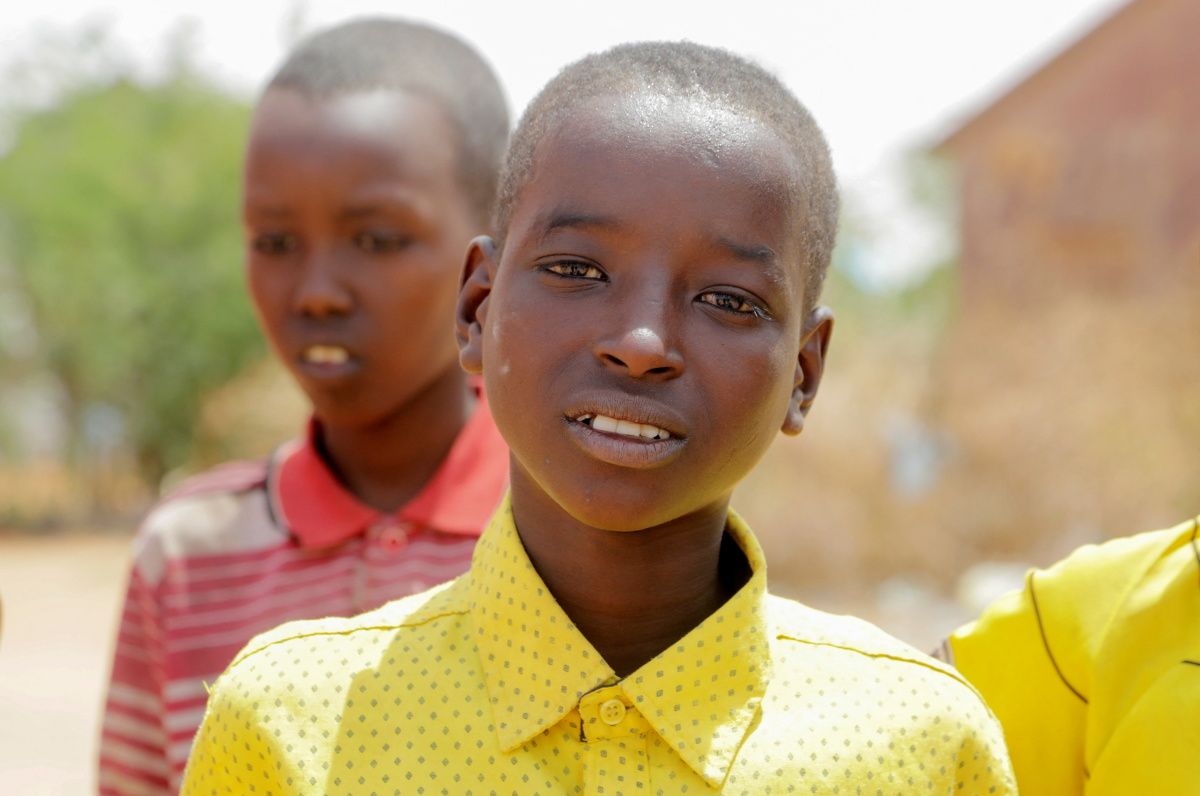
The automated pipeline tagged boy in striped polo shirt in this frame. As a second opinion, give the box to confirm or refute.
[98,19,510,794]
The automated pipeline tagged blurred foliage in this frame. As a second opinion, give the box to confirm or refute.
[0,28,261,488]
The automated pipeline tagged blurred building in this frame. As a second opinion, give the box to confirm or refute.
[939,0,1199,304]
[930,0,1200,561]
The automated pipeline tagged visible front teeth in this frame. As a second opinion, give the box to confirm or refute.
[304,345,349,365]
[592,414,619,434]
[576,413,670,440]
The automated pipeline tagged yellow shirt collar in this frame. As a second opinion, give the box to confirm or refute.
[468,496,772,788]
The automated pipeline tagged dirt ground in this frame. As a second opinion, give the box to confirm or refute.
[0,532,132,795]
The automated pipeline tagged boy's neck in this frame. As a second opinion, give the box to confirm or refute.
[316,367,473,514]
[510,473,749,677]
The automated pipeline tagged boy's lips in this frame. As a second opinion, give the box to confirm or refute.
[562,392,688,469]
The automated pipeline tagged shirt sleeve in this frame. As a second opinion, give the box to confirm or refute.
[951,571,1088,795]
[947,527,1176,796]
[98,563,174,796]
[180,655,297,795]
[949,686,1020,796]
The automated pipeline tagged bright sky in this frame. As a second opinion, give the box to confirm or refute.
[0,0,1128,283]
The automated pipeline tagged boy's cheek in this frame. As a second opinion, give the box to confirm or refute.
[480,308,517,383]
[245,268,287,324]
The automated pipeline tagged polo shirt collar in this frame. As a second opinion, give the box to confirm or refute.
[268,388,508,548]
[470,497,773,789]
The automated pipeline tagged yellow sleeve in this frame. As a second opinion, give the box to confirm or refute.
[949,531,1170,796]
[950,572,1089,796]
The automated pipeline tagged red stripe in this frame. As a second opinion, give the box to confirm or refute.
[160,539,299,571]
[165,585,355,633]
[161,544,345,582]
[162,556,353,610]
[101,726,163,758]
[164,694,209,716]
[96,753,171,790]
[104,699,163,729]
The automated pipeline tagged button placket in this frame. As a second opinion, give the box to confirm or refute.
[362,519,413,609]
[579,691,650,796]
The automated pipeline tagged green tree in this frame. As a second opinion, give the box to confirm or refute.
[0,38,262,487]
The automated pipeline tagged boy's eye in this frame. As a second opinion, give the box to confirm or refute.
[543,261,606,281]
[698,291,771,319]
[353,230,413,254]
[250,232,299,256]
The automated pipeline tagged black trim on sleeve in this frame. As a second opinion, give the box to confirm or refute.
[263,443,293,541]
[1028,570,1089,704]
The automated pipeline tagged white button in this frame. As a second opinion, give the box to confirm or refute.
[599,698,626,725]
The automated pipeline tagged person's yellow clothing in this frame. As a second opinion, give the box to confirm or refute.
[949,516,1200,795]
[183,497,1014,794]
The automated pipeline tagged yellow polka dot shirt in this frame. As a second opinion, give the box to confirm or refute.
[182,497,1015,794]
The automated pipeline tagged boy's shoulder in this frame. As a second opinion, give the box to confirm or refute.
[763,594,1015,790]
[765,593,983,699]
[1025,517,1198,666]
[1035,519,1195,600]
[161,457,270,504]
[130,457,278,585]
[224,576,470,672]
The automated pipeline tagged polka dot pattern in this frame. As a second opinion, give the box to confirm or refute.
[182,496,1016,794]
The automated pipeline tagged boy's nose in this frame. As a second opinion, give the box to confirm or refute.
[293,253,353,318]
[595,326,684,380]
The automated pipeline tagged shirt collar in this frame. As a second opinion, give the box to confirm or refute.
[469,496,772,789]
[269,387,508,549]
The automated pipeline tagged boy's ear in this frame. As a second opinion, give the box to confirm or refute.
[456,236,498,376]
[781,306,834,436]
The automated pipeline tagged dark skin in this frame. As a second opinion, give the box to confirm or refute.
[458,96,833,675]
[244,88,480,511]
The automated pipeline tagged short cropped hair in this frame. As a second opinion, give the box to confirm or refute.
[269,18,510,225]
[496,41,838,305]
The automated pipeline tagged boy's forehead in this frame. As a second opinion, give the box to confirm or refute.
[251,87,442,137]
[555,94,783,160]
[245,87,461,183]
[530,94,804,213]
[516,94,810,274]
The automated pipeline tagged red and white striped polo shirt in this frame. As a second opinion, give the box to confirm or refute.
[97,397,508,795]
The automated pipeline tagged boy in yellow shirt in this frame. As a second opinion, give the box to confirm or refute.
[182,42,1016,794]
[944,516,1199,795]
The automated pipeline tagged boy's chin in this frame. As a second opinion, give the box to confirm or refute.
[305,395,391,432]
[550,485,723,534]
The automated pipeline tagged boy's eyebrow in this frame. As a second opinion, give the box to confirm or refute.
[715,236,778,266]
[535,210,781,270]
[339,204,390,220]
[536,210,620,240]
[339,196,428,221]
[242,205,292,220]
